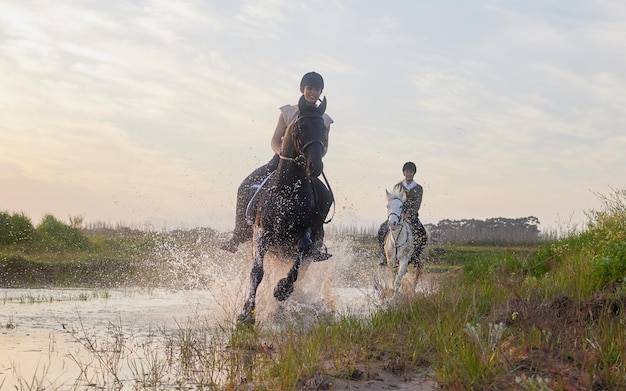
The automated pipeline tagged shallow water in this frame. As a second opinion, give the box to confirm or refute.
[0,238,435,389]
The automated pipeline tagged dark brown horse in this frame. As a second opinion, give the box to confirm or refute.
[238,96,333,324]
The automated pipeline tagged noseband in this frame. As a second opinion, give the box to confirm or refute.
[387,211,402,222]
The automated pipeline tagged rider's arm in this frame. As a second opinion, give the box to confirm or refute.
[414,185,423,211]
[270,114,288,155]
[404,186,423,218]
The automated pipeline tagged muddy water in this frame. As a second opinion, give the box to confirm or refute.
[0,239,435,389]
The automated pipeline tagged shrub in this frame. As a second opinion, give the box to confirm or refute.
[0,211,10,245]
[585,188,626,289]
[592,243,626,288]
[36,214,91,251]
[0,211,36,245]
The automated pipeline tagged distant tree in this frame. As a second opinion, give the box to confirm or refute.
[69,215,84,229]
[428,216,541,245]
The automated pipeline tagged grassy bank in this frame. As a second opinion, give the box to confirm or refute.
[3,189,626,389]
[0,221,222,288]
[225,190,626,390]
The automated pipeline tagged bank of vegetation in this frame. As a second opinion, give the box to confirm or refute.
[1,188,626,389]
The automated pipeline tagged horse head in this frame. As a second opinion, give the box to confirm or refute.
[280,95,328,178]
[386,190,406,229]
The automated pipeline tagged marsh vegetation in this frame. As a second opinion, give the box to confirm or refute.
[1,188,626,389]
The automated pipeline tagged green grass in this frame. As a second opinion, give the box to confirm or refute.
[3,189,626,389]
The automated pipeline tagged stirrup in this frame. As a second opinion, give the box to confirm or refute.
[310,244,332,262]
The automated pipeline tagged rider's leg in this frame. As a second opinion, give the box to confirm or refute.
[410,219,428,268]
[377,222,389,265]
[310,178,333,259]
[222,156,279,252]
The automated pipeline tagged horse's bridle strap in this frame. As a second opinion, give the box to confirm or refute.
[279,153,306,167]
[279,139,326,168]
[388,213,410,249]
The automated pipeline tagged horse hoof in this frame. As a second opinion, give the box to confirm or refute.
[313,251,332,262]
[274,278,294,301]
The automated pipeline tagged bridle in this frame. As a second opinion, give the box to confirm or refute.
[278,113,335,224]
[278,114,327,168]
[387,200,410,249]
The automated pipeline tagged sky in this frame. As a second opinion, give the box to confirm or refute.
[1,0,625,234]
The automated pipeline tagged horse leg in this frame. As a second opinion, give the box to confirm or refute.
[238,230,268,325]
[383,233,396,268]
[394,256,410,296]
[274,251,303,301]
[274,230,310,301]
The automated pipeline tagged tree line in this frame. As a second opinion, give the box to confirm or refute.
[425,216,541,245]
[2,210,543,249]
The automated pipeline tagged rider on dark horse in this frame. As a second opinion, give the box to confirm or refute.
[378,161,428,267]
[221,72,334,254]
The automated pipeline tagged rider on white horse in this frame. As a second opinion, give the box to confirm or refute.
[378,161,428,267]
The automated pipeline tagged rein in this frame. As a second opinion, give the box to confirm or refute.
[388,212,410,251]
[277,113,335,224]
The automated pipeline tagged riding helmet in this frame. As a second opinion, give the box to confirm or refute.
[300,72,324,89]
[402,161,417,173]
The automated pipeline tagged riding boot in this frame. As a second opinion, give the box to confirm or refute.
[377,222,388,265]
[310,178,333,260]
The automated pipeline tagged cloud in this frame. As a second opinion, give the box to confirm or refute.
[1,0,625,234]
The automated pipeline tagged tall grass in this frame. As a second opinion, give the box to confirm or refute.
[5,189,626,389]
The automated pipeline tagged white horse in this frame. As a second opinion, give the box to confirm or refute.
[384,190,415,295]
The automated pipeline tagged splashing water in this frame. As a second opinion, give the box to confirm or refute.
[0,231,435,389]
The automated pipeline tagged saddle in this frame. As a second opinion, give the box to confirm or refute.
[244,172,333,226]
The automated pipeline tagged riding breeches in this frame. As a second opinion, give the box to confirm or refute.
[232,154,280,244]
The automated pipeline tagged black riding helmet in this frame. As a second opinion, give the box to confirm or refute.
[402,161,416,173]
[300,71,324,90]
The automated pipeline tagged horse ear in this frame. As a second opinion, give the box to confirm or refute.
[385,189,391,198]
[317,96,327,114]
[298,95,308,112]
[298,95,327,115]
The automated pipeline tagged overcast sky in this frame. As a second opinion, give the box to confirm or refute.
[2,0,625,233]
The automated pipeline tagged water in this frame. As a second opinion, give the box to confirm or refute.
[0,236,435,389]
